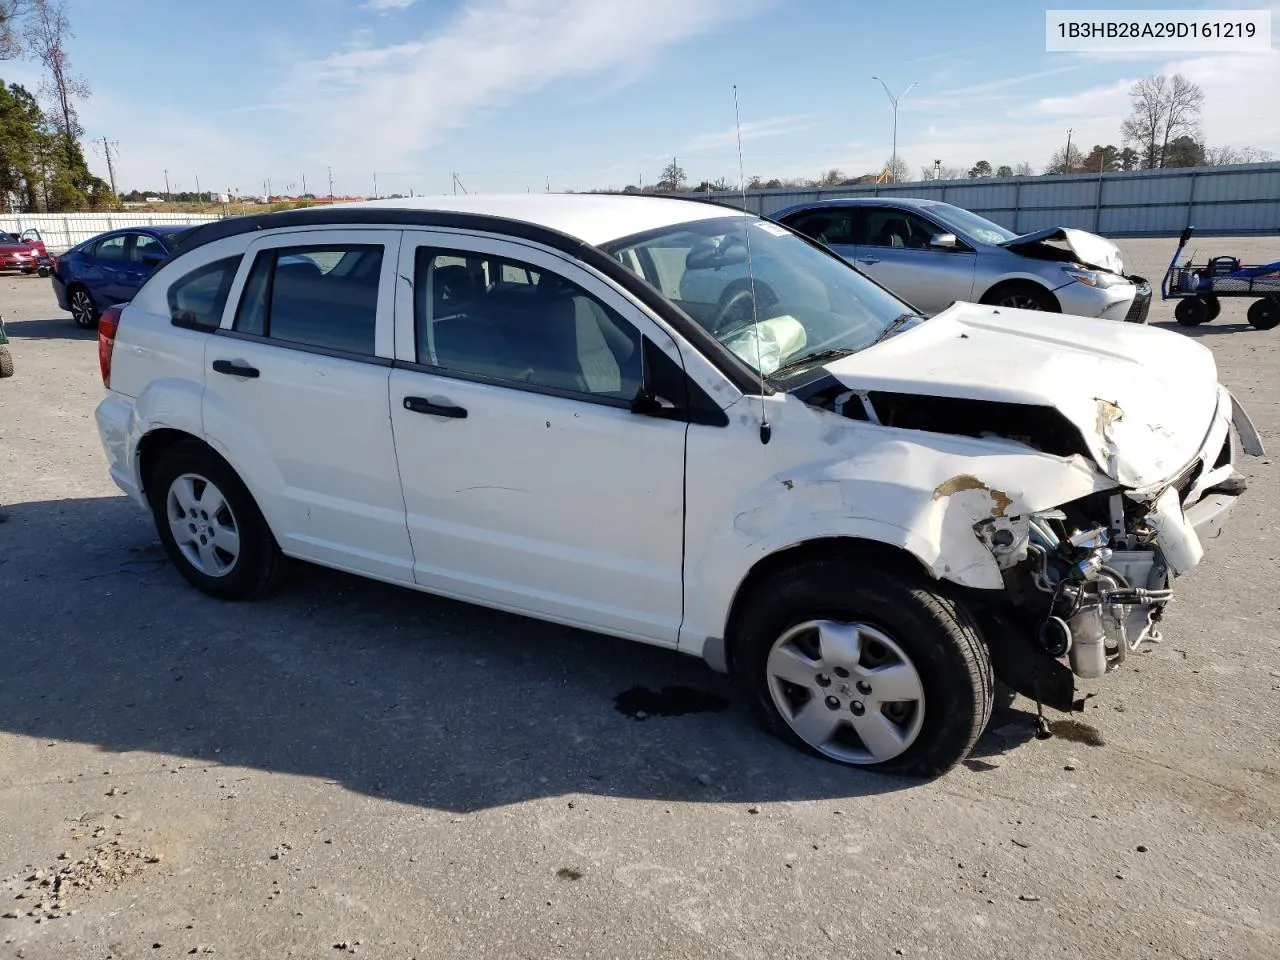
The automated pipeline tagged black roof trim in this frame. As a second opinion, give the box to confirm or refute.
[167,206,767,397]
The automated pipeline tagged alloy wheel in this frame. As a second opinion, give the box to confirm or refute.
[70,289,97,328]
[766,619,926,764]
[165,473,241,577]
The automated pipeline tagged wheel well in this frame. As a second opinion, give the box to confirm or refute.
[721,537,935,674]
[978,279,1061,312]
[136,428,206,500]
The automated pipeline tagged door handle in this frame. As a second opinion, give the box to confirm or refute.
[857,256,881,265]
[403,396,467,419]
[211,359,260,378]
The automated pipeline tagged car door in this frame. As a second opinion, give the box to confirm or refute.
[388,231,688,645]
[88,233,134,305]
[777,207,859,263]
[201,228,416,583]
[123,232,168,298]
[848,206,977,315]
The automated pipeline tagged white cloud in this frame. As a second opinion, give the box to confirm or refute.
[285,0,765,172]
[681,114,815,154]
[362,0,418,9]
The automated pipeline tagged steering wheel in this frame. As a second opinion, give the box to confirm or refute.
[711,287,756,333]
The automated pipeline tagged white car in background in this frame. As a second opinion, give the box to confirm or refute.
[93,194,1262,776]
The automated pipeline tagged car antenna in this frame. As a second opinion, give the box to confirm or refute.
[733,84,771,445]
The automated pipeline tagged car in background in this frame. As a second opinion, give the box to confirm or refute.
[0,228,53,276]
[52,224,195,328]
[772,198,1152,323]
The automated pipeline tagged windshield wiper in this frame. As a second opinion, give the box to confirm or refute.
[871,312,924,346]
[770,347,856,379]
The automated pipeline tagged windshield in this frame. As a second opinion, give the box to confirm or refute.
[928,203,1018,245]
[0,232,19,244]
[605,216,917,380]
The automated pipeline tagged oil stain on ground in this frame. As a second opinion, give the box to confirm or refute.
[614,685,730,720]
[1049,718,1106,746]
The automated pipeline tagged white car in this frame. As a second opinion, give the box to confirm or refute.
[93,194,1264,776]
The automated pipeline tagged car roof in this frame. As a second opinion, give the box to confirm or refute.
[331,194,748,246]
[774,197,945,216]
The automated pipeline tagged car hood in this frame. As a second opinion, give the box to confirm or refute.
[1001,226,1124,274]
[822,302,1220,489]
[0,242,37,254]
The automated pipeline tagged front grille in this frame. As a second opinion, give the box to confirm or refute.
[1169,459,1202,504]
[1125,277,1152,323]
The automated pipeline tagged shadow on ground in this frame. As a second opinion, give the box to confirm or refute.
[0,495,1038,812]
[3,316,91,340]
[1151,320,1262,339]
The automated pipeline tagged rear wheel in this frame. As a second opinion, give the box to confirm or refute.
[1175,296,1210,326]
[147,440,286,600]
[979,282,1058,313]
[1247,295,1280,331]
[1203,295,1221,321]
[734,560,993,777]
[68,285,98,329]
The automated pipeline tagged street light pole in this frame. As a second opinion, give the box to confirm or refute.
[871,76,917,183]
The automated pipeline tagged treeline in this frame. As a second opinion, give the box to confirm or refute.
[1,0,115,212]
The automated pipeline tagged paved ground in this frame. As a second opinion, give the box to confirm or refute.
[1,237,1277,960]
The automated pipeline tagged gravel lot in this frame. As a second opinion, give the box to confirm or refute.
[1,236,1278,960]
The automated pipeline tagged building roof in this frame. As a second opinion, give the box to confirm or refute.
[341,193,747,246]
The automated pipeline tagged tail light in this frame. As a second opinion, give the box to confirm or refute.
[98,304,124,388]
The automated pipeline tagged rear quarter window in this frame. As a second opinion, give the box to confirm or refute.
[167,256,242,330]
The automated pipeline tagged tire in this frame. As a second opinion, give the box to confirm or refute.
[979,282,1058,313]
[68,285,99,329]
[1175,297,1210,326]
[1203,295,1221,321]
[734,560,994,777]
[147,440,286,600]
[1247,296,1280,331]
[0,345,12,379]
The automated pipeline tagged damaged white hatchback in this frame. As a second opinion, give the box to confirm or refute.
[94,195,1265,776]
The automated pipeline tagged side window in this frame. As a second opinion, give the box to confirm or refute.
[167,256,242,330]
[94,234,127,261]
[860,209,940,250]
[413,248,642,401]
[233,245,383,356]
[132,233,165,262]
[786,210,856,245]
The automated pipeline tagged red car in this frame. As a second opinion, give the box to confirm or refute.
[0,228,53,276]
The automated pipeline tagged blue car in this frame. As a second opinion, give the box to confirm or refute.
[52,225,196,328]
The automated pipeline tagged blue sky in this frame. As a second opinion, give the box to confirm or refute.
[2,0,1277,195]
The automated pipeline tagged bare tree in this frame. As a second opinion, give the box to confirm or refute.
[920,163,964,181]
[883,156,910,182]
[1120,73,1204,169]
[0,0,26,58]
[1012,161,1034,177]
[1204,144,1274,165]
[1046,143,1085,174]
[24,0,88,164]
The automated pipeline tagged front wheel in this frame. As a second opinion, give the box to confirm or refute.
[1175,296,1210,326]
[1247,295,1280,331]
[68,286,99,329]
[734,561,993,777]
[147,440,286,600]
[979,282,1058,313]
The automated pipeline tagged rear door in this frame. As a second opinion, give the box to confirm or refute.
[202,228,415,583]
[847,206,977,314]
[88,233,135,305]
[777,207,859,262]
[123,232,168,297]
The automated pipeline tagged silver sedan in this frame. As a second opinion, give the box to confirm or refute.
[772,197,1151,322]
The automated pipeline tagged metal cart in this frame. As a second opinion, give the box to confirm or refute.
[1161,226,1280,330]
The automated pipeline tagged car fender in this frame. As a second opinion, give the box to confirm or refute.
[200,381,292,540]
[679,422,1114,657]
[125,376,207,500]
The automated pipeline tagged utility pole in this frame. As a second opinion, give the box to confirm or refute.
[871,77,917,183]
[164,169,170,202]
[195,174,201,204]
[302,173,307,197]
[1064,128,1074,174]
[328,166,334,198]
[100,137,118,196]
[267,177,273,200]
[933,159,941,180]
[373,172,377,199]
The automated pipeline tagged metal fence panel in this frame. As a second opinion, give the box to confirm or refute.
[0,211,223,253]
[694,161,1280,236]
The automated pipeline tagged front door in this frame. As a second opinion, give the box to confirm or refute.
[202,228,415,583]
[388,231,688,644]
[849,206,977,315]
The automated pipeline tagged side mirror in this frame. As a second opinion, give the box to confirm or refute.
[1179,226,1194,247]
[929,233,959,250]
[630,387,681,418]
